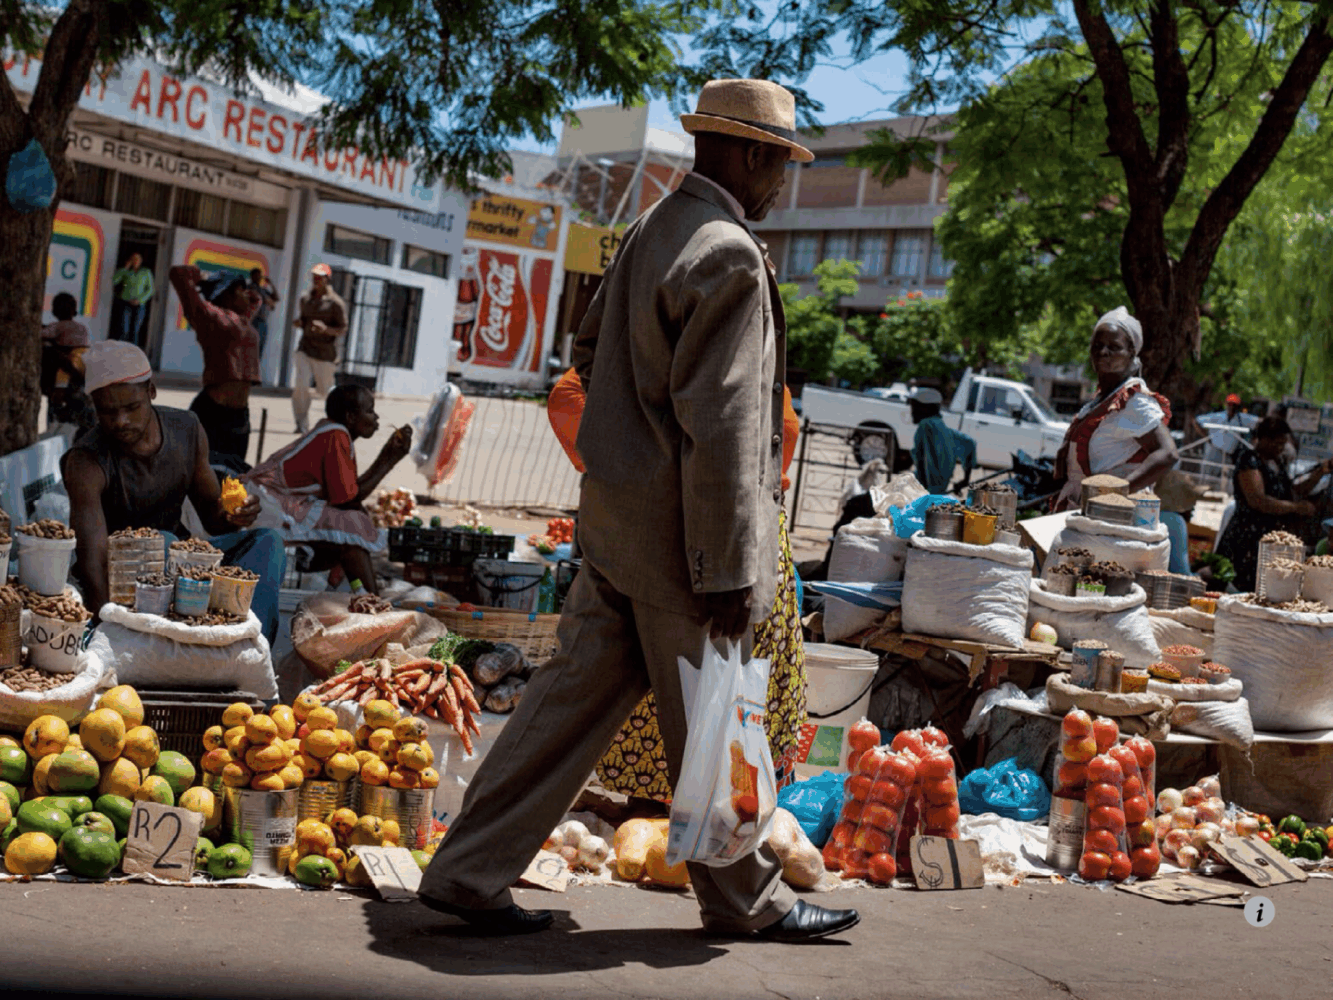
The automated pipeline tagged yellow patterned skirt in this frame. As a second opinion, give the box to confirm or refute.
[595,512,808,802]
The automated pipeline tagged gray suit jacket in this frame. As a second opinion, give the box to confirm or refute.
[573,173,786,621]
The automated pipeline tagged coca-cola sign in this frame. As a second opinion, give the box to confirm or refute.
[467,248,553,372]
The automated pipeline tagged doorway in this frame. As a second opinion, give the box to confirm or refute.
[110,223,164,362]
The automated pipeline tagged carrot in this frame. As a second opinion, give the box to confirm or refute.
[460,728,474,756]
[358,685,377,706]
[464,713,481,738]
[454,677,481,715]
[424,704,439,720]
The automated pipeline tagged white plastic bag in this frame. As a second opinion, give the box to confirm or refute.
[1213,597,1333,731]
[1026,580,1160,667]
[1042,515,1170,574]
[666,641,777,868]
[823,517,909,641]
[901,535,1033,648]
[0,648,109,730]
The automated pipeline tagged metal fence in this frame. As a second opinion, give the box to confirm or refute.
[788,420,891,535]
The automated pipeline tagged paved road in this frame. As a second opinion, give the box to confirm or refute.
[0,875,1326,999]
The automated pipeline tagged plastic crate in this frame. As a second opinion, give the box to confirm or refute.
[388,527,515,567]
[138,688,265,764]
[403,563,478,603]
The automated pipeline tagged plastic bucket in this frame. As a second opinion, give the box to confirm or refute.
[472,559,545,614]
[1264,568,1304,605]
[134,582,174,617]
[357,784,433,849]
[209,575,257,617]
[15,534,77,597]
[25,611,88,672]
[1302,565,1333,606]
[174,576,213,617]
[168,548,223,577]
[793,642,880,779]
[223,787,298,876]
[297,779,352,823]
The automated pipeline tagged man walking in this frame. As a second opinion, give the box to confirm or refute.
[111,253,154,347]
[418,79,858,943]
[291,263,347,434]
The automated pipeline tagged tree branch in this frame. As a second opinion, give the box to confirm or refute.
[1150,0,1191,208]
[0,66,27,152]
[27,0,102,151]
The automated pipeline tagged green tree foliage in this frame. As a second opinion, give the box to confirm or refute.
[781,259,860,383]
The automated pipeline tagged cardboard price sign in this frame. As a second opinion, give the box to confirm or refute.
[517,849,572,893]
[122,802,203,882]
[1208,835,1309,887]
[349,846,422,901]
[910,836,984,891]
[1116,875,1246,905]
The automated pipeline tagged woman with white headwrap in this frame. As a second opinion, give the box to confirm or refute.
[1052,306,1179,512]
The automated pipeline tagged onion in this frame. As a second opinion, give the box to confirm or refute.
[1198,775,1221,799]
[1235,816,1260,838]
[1170,807,1198,830]
[1163,828,1193,855]
[577,835,610,870]
[1154,814,1173,840]
[559,844,580,865]
[1191,822,1222,852]
[1176,845,1201,870]
[556,820,590,848]
[1181,786,1206,807]
[1157,788,1184,814]
[1220,819,1237,836]
[1195,797,1225,825]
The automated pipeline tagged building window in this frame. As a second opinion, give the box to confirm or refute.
[114,174,172,222]
[228,202,287,248]
[174,190,228,235]
[890,232,926,278]
[401,244,450,279]
[857,231,888,276]
[787,234,819,278]
[340,274,422,371]
[928,239,955,279]
[378,282,423,368]
[324,224,392,265]
[66,162,114,210]
[806,155,847,168]
[822,231,854,264]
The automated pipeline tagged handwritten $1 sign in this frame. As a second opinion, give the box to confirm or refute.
[122,802,203,882]
[910,836,984,891]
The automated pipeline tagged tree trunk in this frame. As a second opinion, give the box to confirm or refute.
[0,202,58,455]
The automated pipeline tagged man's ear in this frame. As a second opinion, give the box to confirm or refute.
[148,382,158,401]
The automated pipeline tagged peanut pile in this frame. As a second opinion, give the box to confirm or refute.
[167,610,244,627]
[1261,530,1304,547]
[0,663,78,692]
[176,566,215,581]
[0,533,10,545]
[1267,557,1305,573]
[136,573,174,587]
[170,537,220,553]
[1238,593,1329,614]
[110,527,161,540]
[1307,555,1333,569]
[7,581,70,610]
[0,584,19,608]
[211,565,258,581]
[18,519,75,539]
[30,596,92,622]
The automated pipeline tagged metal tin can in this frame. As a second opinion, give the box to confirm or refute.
[1095,650,1125,693]
[1085,496,1136,525]
[1045,796,1086,870]
[357,784,433,850]
[1070,640,1107,689]
[1130,492,1161,529]
[298,780,352,823]
[923,508,964,542]
[970,486,1018,530]
[223,787,298,876]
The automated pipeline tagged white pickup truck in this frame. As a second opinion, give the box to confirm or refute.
[800,370,1071,469]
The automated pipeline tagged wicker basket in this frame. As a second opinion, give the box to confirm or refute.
[426,606,561,663]
[0,600,19,669]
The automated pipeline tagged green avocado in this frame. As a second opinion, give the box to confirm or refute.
[59,827,121,879]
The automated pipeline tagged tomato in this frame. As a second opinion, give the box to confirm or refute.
[1129,818,1157,848]
[1092,717,1120,753]
[921,777,958,807]
[867,852,897,885]
[841,849,871,880]
[1086,755,1124,786]
[1061,709,1093,739]
[847,774,874,803]
[1062,736,1098,764]
[880,754,917,788]
[839,800,865,825]
[1078,850,1112,881]
[1055,760,1088,794]
[846,750,863,774]
[1088,806,1127,834]
[1083,828,1120,856]
[921,827,959,839]
[890,730,927,757]
[848,719,881,753]
[1108,745,1140,777]
[923,802,960,831]
[1108,850,1133,883]
[1086,782,1123,809]
[1123,794,1149,826]
[853,824,896,855]
[821,842,844,871]
[1257,830,1273,842]
[1130,844,1161,878]
[870,779,908,811]
[916,749,955,781]
[862,802,902,833]
[1122,776,1145,801]
[857,746,894,778]
[920,726,949,748]
[830,821,856,849]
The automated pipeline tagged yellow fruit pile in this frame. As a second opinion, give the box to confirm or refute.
[199,692,353,791]
[24,686,161,801]
[288,809,400,883]
[351,699,440,791]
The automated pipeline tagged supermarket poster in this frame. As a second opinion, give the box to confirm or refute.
[46,210,104,318]
[469,247,554,373]
[175,238,272,329]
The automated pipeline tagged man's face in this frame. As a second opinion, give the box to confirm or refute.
[128,254,142,270]
[92,383,156,447]
[221,285,261,320]
[311,274,330,295]
[743,145,792,222]
[1226,401,1240,418]
[346,394,379,439]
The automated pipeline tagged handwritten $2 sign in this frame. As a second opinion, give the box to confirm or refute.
[122,802,203,882]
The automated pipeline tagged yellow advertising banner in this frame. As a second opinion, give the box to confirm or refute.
[465,193,561,253]
[563,222,623,276]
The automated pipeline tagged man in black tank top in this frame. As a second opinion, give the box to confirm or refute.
[61,342,286,643]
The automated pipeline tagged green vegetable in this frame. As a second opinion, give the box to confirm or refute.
[426,635,495,667]
[332,659,353,675]
[1194,552,1236,586]
[1273,833,1298,857]
[1278,815,1307,838]
[1303,826,1329,851]
[430,516,443,527]
[1295,839,1323,862]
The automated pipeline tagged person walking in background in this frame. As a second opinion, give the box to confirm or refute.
[292,263,348,435]
[41,292,94,434]
[248,267,280,359]
[111,253,154,347]
[1190,393,1258,476]
[910,387,976,494]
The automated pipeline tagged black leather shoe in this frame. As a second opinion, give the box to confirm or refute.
[752,900,860,942]
[417,895,554,935]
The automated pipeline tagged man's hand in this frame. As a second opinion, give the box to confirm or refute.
[309,319,327,335]
[224,492,261,528]
[379,426,413,464]
[699,587,754,641]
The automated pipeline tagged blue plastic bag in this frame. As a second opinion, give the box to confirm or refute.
[958,757,1049,821]
[5,139,57,213]
[890,494,958,538]
[776,770,846,847]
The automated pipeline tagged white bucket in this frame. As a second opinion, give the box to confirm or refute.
[793,642,879,779]
[25,611,88,672]
[472,559,545,613]
[0,538,10,584]
[16,533,77,596]
[1302,565,1333,606]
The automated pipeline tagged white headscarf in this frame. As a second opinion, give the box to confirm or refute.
[1093,306,1144,380]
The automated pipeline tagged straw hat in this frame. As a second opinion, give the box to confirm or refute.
[680,80,814,162]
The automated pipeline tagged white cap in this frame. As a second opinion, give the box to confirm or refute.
[910,387,943,405]
[83,340,152,394]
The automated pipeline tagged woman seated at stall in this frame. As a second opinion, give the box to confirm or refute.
[244,384,411,594]
[1052,307,1186,572]
[1215,417,1333,592]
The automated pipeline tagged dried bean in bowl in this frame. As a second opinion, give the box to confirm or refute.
[30,596,91,622]
[0,663,79,692]
[17,519,75,540]
[211,566,258,581]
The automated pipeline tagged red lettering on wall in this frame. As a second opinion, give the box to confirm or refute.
[342,147,359,177]
[222,100,246,143]
[128,70,153,114]
[299,129,320,166]
[156,76,182,122]
[359,157,377,182]
[246,106,266,148]
[380,159,397,191]
[290,122,307,157]
[398,160,408,192]
[185,86,208,129]
[267,114,288,155]
[323,148,340,172]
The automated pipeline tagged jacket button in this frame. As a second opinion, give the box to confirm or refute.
[773,488,782,503]
[772,433,782,447]
[694,581,703,590]
[773,381,782,394]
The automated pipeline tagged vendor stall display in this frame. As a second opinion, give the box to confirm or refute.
[1026,576,1159,668]
[1042,514,1170,575]
[107,528,164,606]
[901,534,1033,648]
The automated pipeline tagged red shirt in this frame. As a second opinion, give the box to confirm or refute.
[281,424,359,505]
[170,266,261,386]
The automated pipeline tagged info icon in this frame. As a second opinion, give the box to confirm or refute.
[1244,896,1275,929]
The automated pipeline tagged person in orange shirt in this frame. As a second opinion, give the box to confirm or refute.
[547,367,808,798]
